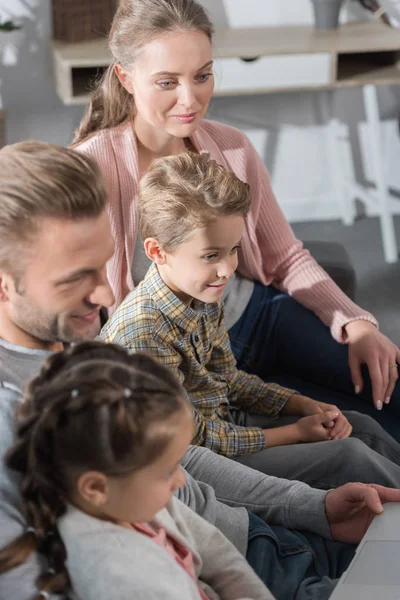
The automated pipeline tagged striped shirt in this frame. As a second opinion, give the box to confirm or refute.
[101,263,295,457]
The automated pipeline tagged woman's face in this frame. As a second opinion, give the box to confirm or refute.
[117,30,214,139]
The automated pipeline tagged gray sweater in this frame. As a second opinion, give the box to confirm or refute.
[59,498,273,600]
[0,338,330,600]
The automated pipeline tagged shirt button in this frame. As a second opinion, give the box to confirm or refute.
[194,334,199,343]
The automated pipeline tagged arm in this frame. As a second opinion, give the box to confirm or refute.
[239,132,400,408]
[207,309,295,417]
[239,132,377,343]
[171,498,274,600]
[0,386,60,600]
[182,444,332,540]
[128,334,268,456]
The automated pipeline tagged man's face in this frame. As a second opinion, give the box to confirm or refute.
[0,211,115,349]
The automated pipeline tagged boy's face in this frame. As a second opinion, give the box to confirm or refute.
[158,214,244,305]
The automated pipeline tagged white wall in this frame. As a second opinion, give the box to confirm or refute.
[2,0,400,222]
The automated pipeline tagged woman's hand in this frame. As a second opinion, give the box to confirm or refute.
[344,320,400,411]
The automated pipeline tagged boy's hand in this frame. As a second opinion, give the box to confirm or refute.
[286,395,353,440]
[295,411,339,443]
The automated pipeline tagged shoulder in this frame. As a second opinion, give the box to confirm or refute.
[0,382,23,448]
[101,284,164,345]
[59,505,199,600]
[196,120,261,183]
[198,119,253,151]
[74,123,137,176]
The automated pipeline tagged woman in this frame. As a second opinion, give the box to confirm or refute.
[73,0,400,437]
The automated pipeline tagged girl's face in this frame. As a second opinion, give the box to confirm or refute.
[116,30,214,140]
[78,408,194,524]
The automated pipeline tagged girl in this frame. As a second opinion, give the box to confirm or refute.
[0,341,270,600]
[72,0,400,438]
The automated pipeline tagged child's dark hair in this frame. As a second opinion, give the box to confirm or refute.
[0,341,188,598]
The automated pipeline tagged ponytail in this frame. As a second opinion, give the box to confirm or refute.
[73,64,134,145]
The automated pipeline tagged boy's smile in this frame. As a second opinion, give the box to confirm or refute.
[154,214,244,306]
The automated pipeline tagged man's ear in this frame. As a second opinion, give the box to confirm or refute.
[0,272,13,303]
[114,64,134,95]
[144,238,168,265]
[76,471,109,507]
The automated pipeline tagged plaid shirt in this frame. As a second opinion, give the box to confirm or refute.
[101,263,295,456]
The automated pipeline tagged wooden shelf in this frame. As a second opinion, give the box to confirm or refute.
[51,21,400,105]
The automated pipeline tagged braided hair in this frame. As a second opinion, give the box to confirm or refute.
[0,341,189,598]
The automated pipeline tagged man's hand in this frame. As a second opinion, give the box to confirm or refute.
[344,320,400,410]
[326,482,400,544]
[285,395,352,440]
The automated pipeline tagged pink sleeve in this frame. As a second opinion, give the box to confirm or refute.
[241,134,377,343]
[75,131,137,313]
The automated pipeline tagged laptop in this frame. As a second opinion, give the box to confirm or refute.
[330,503,400,600]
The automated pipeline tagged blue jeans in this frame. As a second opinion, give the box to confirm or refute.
[228,283,400,441]
[246,512,356,600]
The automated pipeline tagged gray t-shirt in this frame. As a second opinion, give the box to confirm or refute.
[132,235,254,331]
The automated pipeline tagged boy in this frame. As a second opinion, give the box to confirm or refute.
[102,152,400,487]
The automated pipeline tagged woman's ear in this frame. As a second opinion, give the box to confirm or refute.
[144,238,168,265]
[77,471,109,507]
[114,64,134,95]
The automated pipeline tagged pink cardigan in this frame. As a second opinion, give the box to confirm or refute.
[76,119,376,342]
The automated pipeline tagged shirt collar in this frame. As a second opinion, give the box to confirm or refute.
[143,263,220,333]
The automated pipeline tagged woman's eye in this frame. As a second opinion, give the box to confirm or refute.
[157,81,176,89]
[230,245,240,255]
[197,72,213,82]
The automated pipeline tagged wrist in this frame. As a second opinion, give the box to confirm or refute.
[343,319,376,342]
[283,393,305,415]
[264,423,300,448]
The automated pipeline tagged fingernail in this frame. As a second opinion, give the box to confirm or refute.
[377,401,383,411]
[385,397,390,404]
[355,385,361,394]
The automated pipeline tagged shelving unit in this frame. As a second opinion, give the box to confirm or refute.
[51,21,400,104]
[50,21,400,262]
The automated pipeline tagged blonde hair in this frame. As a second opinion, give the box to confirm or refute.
[138,152,251,250]
[73,0,214,145]
[0,141,107,276]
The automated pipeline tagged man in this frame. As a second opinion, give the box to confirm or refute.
[1,141,399,600]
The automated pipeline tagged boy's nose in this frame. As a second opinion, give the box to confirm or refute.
[217,260,235,280]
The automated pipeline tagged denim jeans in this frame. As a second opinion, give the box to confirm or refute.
[246,512,356,600]
[228,282,400,441]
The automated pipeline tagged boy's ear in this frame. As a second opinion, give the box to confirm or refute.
[144,238,168,265]
[114,64,134,95]
[77,471,109,507]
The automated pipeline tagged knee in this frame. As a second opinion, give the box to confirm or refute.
[335,437,368,464]
[345,410,381,433]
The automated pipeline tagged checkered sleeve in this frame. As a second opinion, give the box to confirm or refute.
[208,311,296,418]
[191,410,266,456]
[107,325,267,457]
